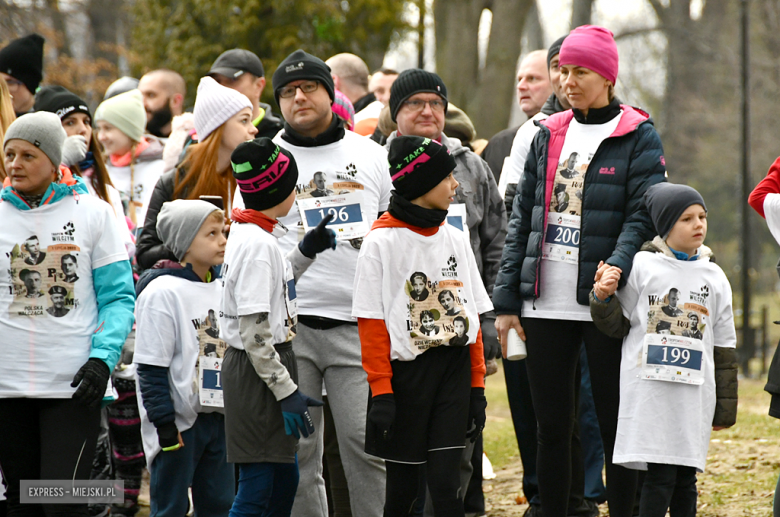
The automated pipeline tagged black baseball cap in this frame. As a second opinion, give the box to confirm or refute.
[209,49,264,79]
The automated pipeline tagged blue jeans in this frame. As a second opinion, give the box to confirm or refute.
[150,413,234,517]
[230,457,300,517]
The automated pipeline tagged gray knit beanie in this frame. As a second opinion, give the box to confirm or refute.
[156,199,223,261]
[3,111,67,167]
[644,183,707,239]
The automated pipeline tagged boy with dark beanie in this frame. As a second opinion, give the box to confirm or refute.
[0,33,45,116]
[221,137,337,516]
[240,48,392,517]
[353,136,492,517]
[590,183,738,516]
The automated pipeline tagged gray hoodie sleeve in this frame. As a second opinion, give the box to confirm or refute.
[238,313,297,401]
[285,245,315,283]
[475,157,508,295]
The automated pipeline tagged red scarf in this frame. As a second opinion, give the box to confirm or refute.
[231,208,277,234]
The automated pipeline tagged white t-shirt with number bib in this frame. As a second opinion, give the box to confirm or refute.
[133,276,226,466]
[612,251,736,471]
[524,112,622,321]
[0,194,127,398]
[220,222,299,349]
[352,224,493,361]
[234,131,393,321]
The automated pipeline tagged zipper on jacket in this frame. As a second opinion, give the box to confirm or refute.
[534,126,551,300]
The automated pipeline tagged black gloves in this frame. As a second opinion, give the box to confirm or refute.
[280,389,324,439]
[157,422,182,451]
[466,387,487,442]
[71,358,110,408]
[480,314,501,361]
[367,393,396,441]
[299,213,337,258]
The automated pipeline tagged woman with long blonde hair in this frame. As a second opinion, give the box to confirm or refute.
[135,76,256,269]
[0,75,17,180]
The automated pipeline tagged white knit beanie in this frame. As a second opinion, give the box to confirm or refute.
[194,76,253,141]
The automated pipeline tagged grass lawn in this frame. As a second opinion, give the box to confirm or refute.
[483,361,780,516]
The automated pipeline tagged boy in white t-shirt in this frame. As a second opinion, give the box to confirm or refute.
[352,136,493,517]
[590,183,738,517]
[133,199,234,516]
[221,138,337,515]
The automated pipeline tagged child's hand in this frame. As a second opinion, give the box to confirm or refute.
[593,262,622,300]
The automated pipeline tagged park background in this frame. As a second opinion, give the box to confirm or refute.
[4,0,780,514]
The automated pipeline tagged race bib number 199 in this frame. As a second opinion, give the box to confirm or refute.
[641,333,704,385]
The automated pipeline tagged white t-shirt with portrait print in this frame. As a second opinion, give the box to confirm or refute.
[234,131,393,321]
[352,224,493,361]
[219,222,299,349]
[524,111,623,321]
[612,250,736,471]
[133,276,226,467]
[0,194,128,398]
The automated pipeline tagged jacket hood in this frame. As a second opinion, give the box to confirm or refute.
[259,102,282,125]
[640,235,714,261]
[540,104,652,138]
[135,261,203,297]
[1,166,90,210]
[138,135,165,161]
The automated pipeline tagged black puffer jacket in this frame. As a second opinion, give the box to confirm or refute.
[135,169,188,269]
[493,101,667,315]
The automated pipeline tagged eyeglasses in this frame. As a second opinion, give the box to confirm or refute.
[279,81,319,99]
[402,99,445,113]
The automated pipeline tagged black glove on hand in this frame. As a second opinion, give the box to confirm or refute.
[466,387,487,442]
[280,389,324,439]
[480,315,501,361]
[299,213,338,258]
[71,358,110,408]
[368,393,395,441]
[157,422,181,451]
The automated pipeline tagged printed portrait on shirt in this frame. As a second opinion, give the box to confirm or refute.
[193,309,228,386]
[406,265,471,354]
[551,152,587,216]
[645,285,710,339]
[295,163,363,201]
[7,235,80,318]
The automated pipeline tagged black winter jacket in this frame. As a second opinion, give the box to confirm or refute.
[135,169,186,269]
[493,102,667,315]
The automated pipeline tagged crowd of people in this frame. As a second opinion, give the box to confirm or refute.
[5,20,778,517]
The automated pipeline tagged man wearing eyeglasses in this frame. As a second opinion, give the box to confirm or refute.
[239,49,390,517]
[0,33,45,117]
[386,69,507,516]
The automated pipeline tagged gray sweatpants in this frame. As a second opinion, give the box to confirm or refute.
[291,322,386,517]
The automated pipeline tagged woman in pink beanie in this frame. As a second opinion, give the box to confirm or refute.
[494,24,667,517]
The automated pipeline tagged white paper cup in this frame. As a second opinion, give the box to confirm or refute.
[505,328,527,361]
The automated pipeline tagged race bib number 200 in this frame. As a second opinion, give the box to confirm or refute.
[542,213,580,265]
[641,333,704,385]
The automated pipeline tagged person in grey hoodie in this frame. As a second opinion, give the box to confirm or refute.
[385,68,506,516]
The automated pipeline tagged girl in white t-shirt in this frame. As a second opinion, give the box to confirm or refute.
[590,183,738,517]
[0,112,135,516]
[95,89,165,231]
[353,136,492,517]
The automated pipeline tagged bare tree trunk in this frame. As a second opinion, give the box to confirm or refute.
[570,0,595,29]
[434,0,484,109]
[524,1,545,51]
[471,0,534,137]
[45,0,71,57]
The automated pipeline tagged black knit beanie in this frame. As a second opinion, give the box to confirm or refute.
[643,183,707,238]
[548,35,567,69]
[0,34,45,94]
[272,49,335,106]
[389,69,448,122]
[34,85,91,120]
[231,137,299,211]
[388,136,456,201]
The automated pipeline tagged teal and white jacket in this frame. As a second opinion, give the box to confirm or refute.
[0,172,135,397]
